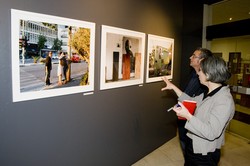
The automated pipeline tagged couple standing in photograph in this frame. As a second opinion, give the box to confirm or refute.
[44,51,68,87]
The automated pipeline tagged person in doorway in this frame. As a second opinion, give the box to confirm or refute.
[161,55,235,166]
[45,51,52,86]
[125,39,135,73]
[178,47,213,157]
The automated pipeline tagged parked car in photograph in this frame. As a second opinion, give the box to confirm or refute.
[71,53,81,63]
[52,53,58,60]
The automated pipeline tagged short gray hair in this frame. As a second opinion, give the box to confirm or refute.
[200,55,231,83]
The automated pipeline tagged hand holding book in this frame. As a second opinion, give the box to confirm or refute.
[172,100,196,120]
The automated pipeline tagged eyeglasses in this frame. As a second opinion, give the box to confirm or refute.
[191,54,201,59]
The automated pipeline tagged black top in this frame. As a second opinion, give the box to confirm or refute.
[45,56,52,70]
[203,85,223,100]
[184,70,207,97]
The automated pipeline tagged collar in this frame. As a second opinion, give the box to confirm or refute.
[203,85,223,100]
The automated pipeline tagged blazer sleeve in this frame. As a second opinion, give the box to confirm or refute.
[185,93,234,141]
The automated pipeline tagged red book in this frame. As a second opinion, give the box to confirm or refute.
[178,100,197,120]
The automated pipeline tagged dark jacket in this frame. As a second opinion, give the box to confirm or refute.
[45,56,52,70]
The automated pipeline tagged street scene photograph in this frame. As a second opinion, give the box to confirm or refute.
[11,9,95,102]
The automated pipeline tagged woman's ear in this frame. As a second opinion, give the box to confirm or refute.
[206,74,210,80]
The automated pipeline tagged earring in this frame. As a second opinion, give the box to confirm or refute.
[206,74,210,80]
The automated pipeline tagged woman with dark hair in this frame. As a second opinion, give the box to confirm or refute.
[162,55,234,166]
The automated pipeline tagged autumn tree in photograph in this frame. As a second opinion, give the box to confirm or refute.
[70,27,91,85]
[70,28,90,63]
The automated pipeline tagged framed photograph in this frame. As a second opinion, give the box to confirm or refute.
[146,34,174,83]
[100,25,145,90]
[11,9,95,102]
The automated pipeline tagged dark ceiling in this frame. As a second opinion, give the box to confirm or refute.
[203,0,223,5]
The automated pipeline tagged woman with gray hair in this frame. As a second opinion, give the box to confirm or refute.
[162,55,234,166]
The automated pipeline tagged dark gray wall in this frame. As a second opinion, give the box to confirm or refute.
[0,0,202,166]
[180,0,204,90]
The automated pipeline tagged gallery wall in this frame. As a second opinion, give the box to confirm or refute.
[0,0,203,165]
[180,0,204,90]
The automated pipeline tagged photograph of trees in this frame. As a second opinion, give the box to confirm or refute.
[146,34,174,83]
